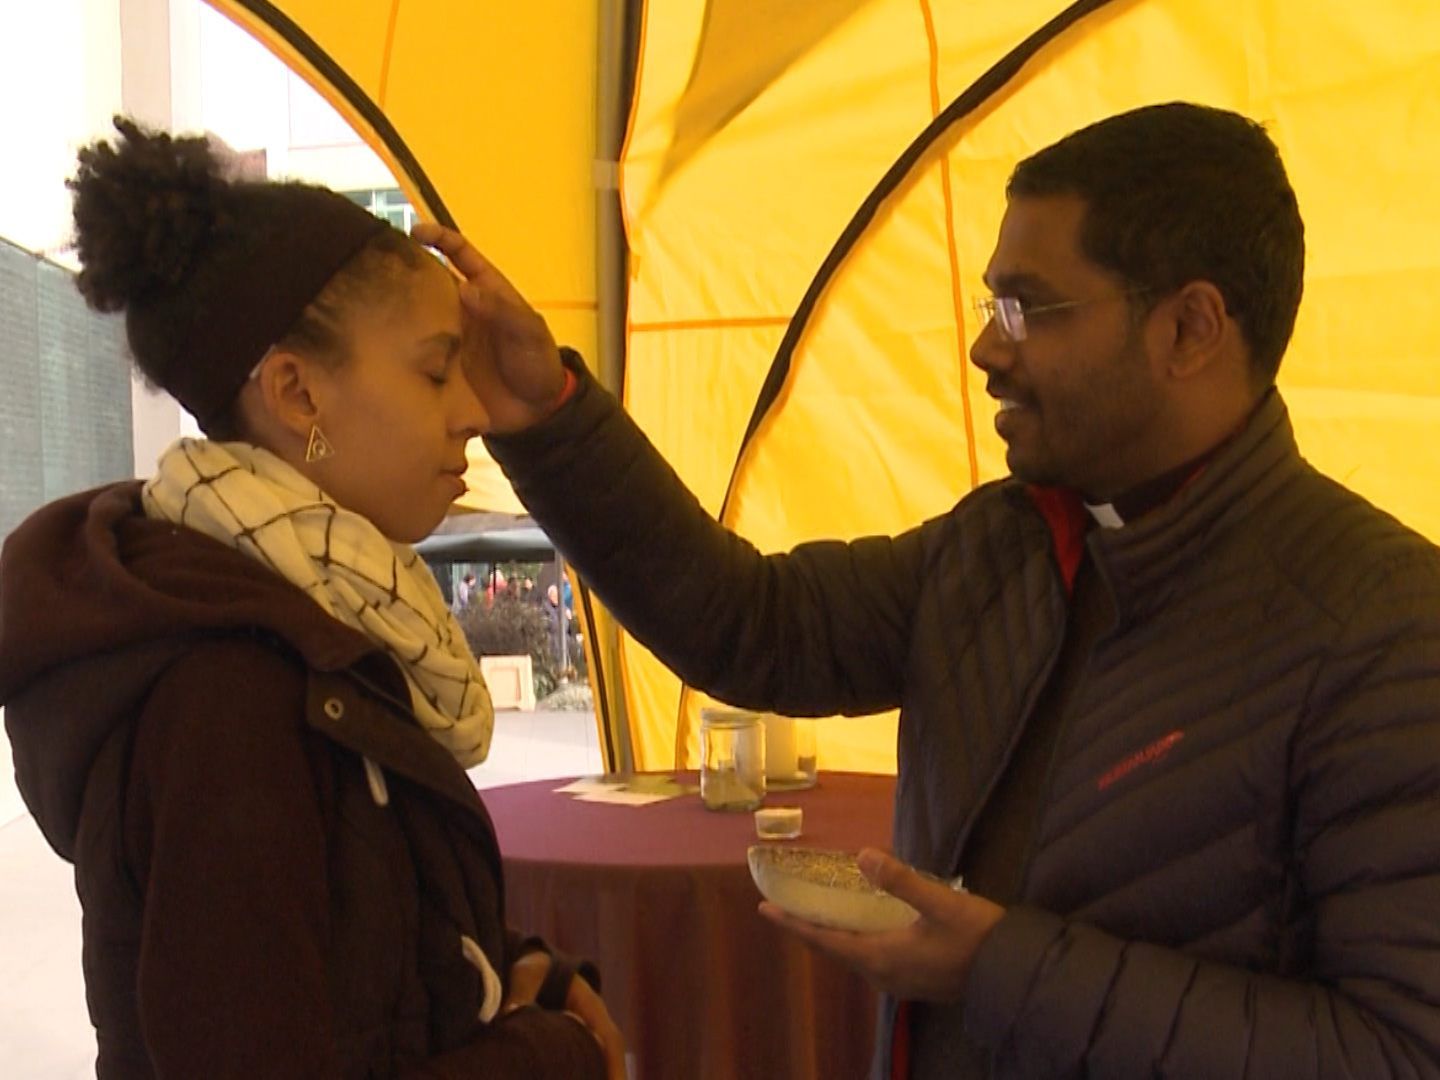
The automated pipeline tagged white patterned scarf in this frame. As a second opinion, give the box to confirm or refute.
[143,438,494,766]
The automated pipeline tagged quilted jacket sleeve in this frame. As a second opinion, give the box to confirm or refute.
[486,354,931,717]
[963,551,1440,1077]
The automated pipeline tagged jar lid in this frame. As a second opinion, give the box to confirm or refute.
[700,707,762,728]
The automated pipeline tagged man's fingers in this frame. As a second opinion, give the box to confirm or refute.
[411,222,505,286]
[411,222,475,266]
[759,901,910,995]
[412,222,528,302]
[856,847,954,920]
[760,901,873,956]
[458,280,498,319]
[408,221,447,247]
[413,223,554,350]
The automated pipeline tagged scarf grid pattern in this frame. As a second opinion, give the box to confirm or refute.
[143,438,494,766]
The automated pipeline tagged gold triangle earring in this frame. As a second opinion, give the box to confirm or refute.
[305,424,335,463]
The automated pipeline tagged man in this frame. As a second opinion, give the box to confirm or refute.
[415,102,1440,1077]
[453,569,477,612]
[542,582,571,668]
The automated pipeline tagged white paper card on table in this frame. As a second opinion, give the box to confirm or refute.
[573,789,673,806]
[553,778,623,795]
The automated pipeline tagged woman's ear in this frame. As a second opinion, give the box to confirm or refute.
[1164,281,1231,380]
[252,348,324,440]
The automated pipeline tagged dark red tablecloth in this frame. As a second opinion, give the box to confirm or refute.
[483,772,896,1080]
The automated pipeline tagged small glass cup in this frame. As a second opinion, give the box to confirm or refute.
[763,714,818,791]
[754,806,803,840]
[700,708,766,811]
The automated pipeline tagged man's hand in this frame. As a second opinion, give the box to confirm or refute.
[411,222,566,434]
[759,848,1006,1002]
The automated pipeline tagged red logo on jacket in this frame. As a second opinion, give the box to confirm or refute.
[1096,730,1185,791]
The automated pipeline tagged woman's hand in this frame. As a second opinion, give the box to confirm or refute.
[502,952,627,1080]
[500,950,551,1013]
[566,970,628,1080]
[760,848,1006,1002]
[411,222,566,434]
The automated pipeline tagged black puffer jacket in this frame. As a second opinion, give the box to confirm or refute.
[488,356,1440,1079]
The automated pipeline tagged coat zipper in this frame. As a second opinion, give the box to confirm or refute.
[945,545,1070,878]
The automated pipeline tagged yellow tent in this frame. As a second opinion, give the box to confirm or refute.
[210,0,1440,775]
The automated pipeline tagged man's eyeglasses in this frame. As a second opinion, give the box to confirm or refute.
[972,290,1149,343]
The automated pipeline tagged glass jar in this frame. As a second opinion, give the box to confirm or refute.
[763,714,818,791]
[700,708,766,811]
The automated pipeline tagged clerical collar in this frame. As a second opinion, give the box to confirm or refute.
[1083,446,1223,529]
[1078,395,1271,530]
[1085,501,1125,529]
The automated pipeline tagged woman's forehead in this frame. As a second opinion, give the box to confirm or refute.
[351,257,462,342]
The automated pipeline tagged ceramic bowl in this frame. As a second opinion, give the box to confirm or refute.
[747,845,919,932]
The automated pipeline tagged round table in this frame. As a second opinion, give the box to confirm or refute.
[483,771,896,1080]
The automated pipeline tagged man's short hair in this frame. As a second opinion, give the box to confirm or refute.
[1008,102,1305,386]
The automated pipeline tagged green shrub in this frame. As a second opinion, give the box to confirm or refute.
[457,592,560,700]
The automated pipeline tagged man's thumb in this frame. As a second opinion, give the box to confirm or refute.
[857,848,904,891]
[857,848,949,917]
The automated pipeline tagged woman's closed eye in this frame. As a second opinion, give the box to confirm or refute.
[423,350,461,387]
[415,332,463,386]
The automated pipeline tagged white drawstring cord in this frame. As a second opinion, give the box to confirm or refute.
[460,934,504,1022]
[362,756,390,807]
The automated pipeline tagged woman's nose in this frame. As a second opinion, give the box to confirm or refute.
[451,372,489,438]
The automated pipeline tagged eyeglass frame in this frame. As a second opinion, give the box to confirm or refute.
[972,289,1151,343]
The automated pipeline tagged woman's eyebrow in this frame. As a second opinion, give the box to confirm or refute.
[413,331,462,358]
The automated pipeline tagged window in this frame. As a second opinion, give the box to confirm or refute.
[345,188,417,232]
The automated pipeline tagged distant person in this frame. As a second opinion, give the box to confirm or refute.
[485,566,509,605]
[454,569,478,612]
[542,583,570,668]
[0,118,624,1079]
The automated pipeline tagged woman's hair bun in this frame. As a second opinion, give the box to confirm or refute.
[69,116,230,313]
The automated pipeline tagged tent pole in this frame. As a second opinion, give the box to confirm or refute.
[589,0,638,772]
[595,0,632,398]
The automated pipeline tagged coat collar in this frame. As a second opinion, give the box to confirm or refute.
[1002,389,1304,625]
[305,661,502,857]
[1086,389,1301,623]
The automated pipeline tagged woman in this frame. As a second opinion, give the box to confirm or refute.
[0,118,623,1079]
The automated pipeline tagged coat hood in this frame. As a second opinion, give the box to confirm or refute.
[0,482,377,858]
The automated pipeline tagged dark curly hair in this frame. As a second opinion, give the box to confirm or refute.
[70,119,226,313]
[69,117,423,438]
[1008,102,1305,388]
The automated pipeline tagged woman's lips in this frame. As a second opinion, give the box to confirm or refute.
[442,468,468,495]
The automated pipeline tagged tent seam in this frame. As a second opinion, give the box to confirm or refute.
[920,0,980,490]
[378,0,400,109]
